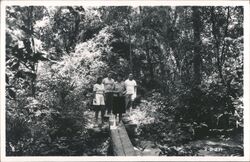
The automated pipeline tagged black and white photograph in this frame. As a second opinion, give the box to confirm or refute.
[0,0,249,161]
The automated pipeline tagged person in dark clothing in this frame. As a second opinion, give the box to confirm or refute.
[112,75,126,124]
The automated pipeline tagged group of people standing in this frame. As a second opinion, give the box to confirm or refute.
[92,73,137,126]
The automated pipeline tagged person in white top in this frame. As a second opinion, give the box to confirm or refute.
[93,77,105,124]
[124,73,137,111]
[102,73,115,115]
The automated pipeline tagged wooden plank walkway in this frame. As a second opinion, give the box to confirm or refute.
[108,116,136,156]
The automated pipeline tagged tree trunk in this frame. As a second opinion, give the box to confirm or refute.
[145,35,154,84]
[127,16,133,73]
[210,6,229,86]
[28,6,37,97]
[192,7,202,86]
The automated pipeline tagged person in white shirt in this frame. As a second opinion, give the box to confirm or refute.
[124,73,137,111]
[93,77,105,124]
[102,73,115,115]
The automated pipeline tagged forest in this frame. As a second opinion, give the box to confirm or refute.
[5,5,243,156]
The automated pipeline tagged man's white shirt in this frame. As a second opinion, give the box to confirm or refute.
[124,79,137,95]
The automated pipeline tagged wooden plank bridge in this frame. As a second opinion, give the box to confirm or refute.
[108,116,136,156]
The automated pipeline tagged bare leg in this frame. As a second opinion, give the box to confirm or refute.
[113,114,116,126]
[95,106,99,123]
[101,105,105,124]
[104,94,107,115]
[118,113,122,123]
[125,94,132,112]
[131,100,134,109]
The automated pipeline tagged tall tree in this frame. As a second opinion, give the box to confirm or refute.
[192,7,202,86]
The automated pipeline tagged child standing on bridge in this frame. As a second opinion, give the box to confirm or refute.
[93,77,105,125]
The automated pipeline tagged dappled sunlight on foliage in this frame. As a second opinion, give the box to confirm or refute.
[126,99,159,125]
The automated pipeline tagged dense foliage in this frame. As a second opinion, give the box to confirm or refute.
[5,6,243,156]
